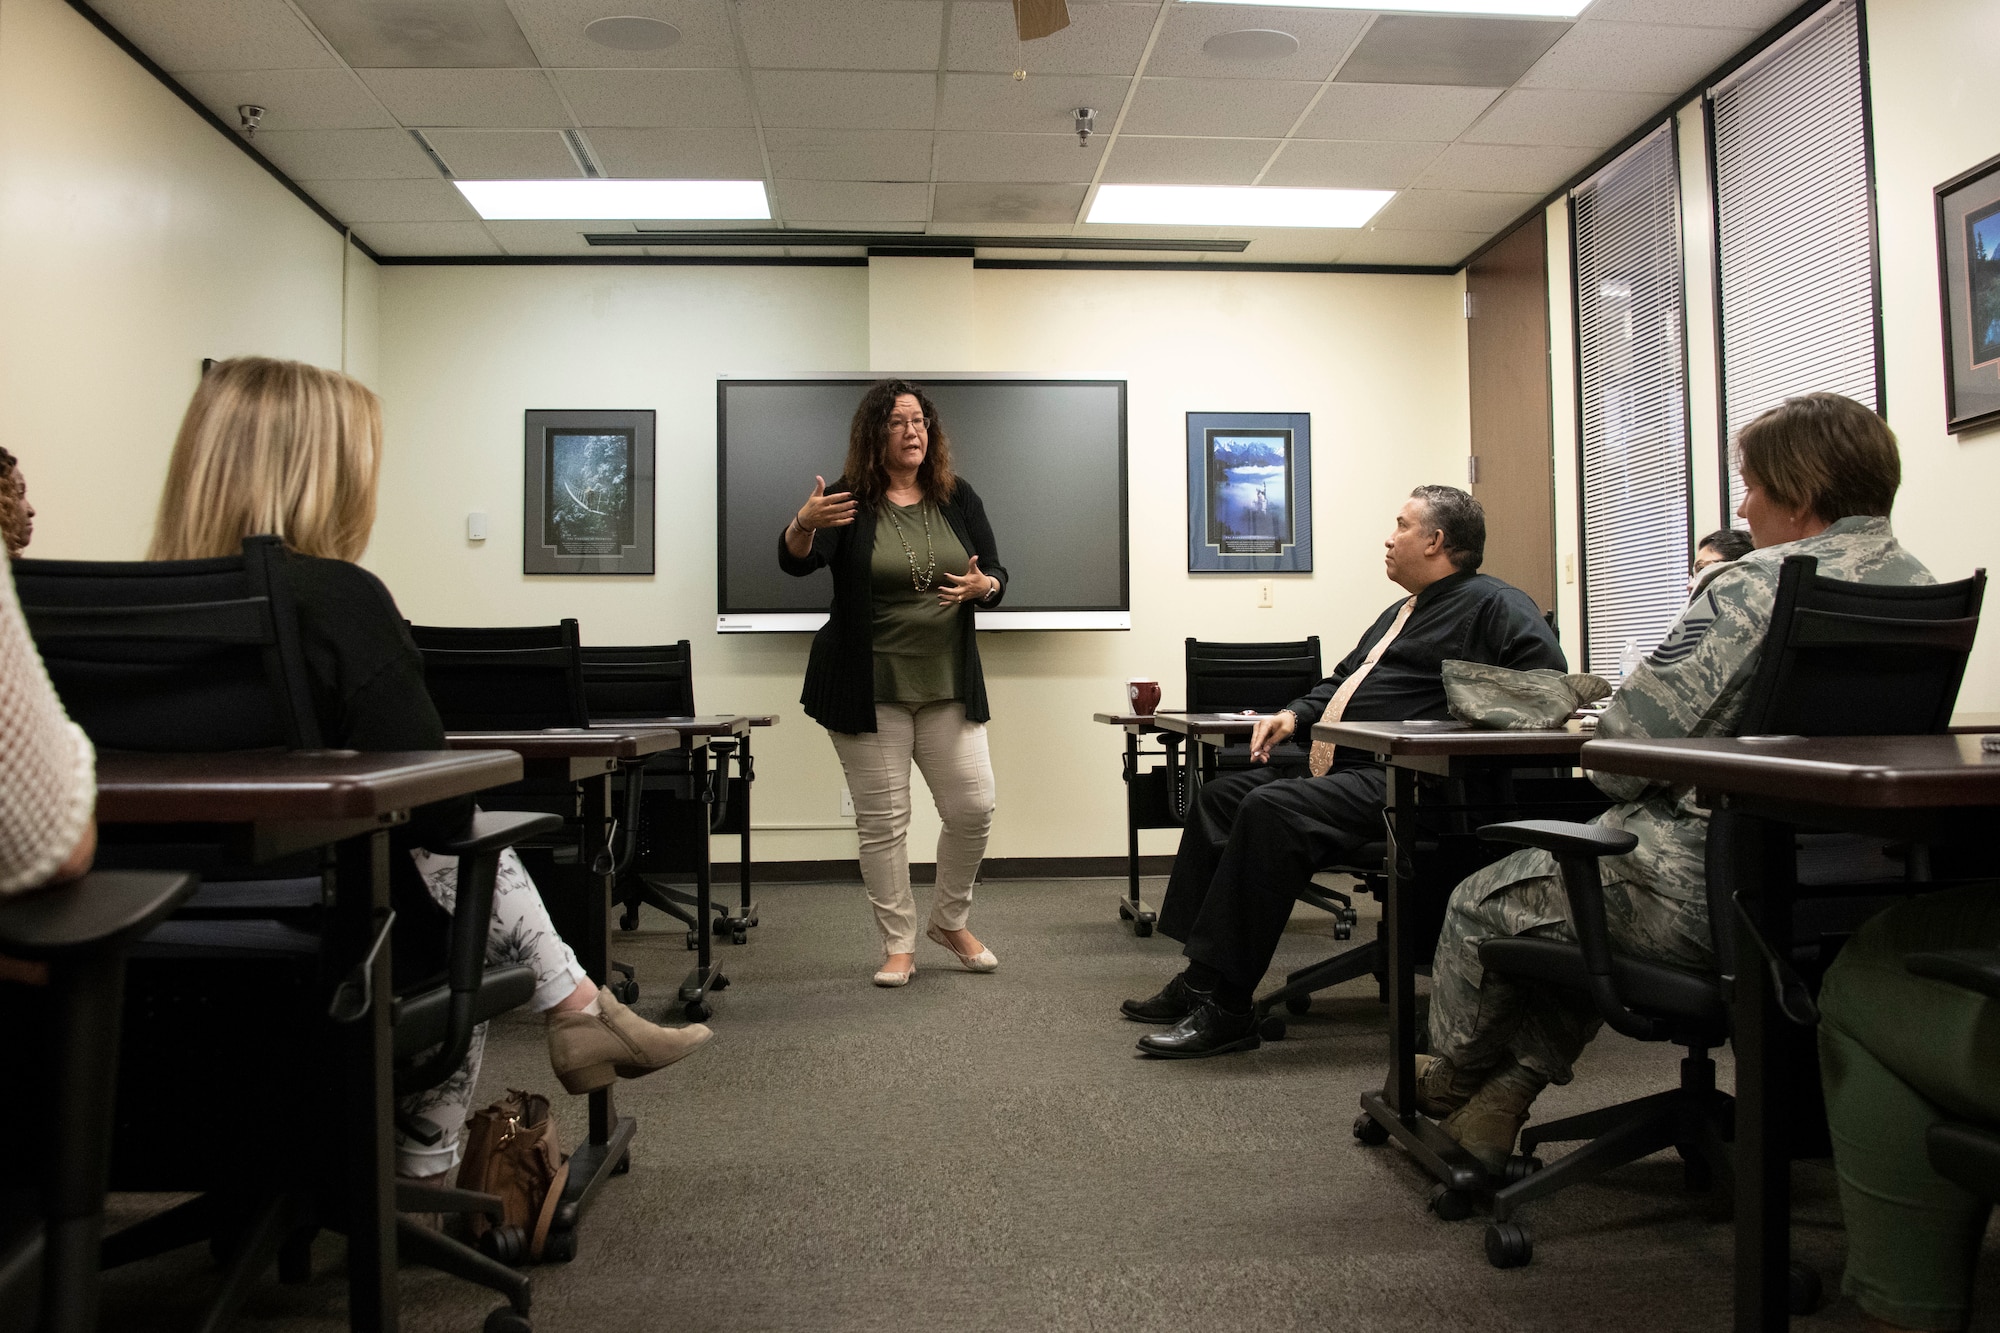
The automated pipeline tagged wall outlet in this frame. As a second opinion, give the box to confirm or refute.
[840,787,854,818]
[1257,580,1274,609]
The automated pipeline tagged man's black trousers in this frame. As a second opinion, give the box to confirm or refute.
[1158,761,1388,993]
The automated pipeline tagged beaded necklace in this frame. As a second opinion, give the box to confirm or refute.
[883,499,938,592]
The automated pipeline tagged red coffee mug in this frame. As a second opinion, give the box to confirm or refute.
[1128,679,1161,716]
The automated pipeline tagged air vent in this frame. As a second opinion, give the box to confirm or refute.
[561,129,604,180]
[408,129,453,180]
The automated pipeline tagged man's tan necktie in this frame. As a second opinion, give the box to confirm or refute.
[1307,595,1418,777]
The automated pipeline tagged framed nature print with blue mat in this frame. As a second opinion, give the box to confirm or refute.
[1186,412,1312,573]
[1935,150,2000,434]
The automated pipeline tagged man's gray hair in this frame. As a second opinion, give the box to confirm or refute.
[1409,485,1485,573]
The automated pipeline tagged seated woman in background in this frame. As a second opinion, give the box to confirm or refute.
[148,357,709,1182]
[1,446,37,558]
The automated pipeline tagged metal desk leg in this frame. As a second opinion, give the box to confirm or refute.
[1358,765,1490,1201]
[1732,810,1796,1333]
[1118,732,1156,936]
[679,744,728,1019]
[725,733,757,942]
[333,830,397,1333]
[555,771,637,1241]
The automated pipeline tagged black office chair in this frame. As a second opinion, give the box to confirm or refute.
[18,542,556,1330]
[408,620,592,732]
[1469,555,1985,1270]
[580,642,755,946]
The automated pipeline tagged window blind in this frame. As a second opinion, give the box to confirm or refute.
[1711,0,1881,516]
[1573,123,1691,678]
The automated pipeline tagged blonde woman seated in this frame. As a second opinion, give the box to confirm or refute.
[150,357,709,1182]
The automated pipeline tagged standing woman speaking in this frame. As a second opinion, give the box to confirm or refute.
[780,380,1006,987]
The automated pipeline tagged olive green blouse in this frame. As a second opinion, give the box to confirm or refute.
[871,499,970,703]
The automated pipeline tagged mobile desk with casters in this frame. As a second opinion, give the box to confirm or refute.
[1089,711,1197,936]
[443,725,680,1245]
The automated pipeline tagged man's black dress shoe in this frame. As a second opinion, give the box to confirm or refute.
[1135,1000,1260,1059]
[1120,971,1197,1024]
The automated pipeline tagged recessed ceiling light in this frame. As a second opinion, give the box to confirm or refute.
[1202,29,1301,61]
[584,16,682,50]
[1087,184,1392,228]
[1181,0,1589,16]
[454,179,770,221]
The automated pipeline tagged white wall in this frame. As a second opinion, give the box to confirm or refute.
[0,0,372,561]
[369,261,1469,863]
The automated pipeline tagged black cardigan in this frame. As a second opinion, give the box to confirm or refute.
[778,478,1008,733]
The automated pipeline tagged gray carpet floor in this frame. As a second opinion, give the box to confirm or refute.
[97,877,1999,1332]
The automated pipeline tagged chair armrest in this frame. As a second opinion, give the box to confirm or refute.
[0,871,199,960]
[1907,949,2000,1001]
[1478,819,1637,860]
[428,810,562,857]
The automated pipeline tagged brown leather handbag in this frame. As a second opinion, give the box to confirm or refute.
[455,1089,571,1263]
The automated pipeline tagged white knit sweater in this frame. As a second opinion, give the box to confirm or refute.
[0,559,95,894]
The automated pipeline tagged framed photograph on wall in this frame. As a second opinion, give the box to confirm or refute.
[523,409,656,575]
[1186,412,1312,573]
[1935,150,2000,434]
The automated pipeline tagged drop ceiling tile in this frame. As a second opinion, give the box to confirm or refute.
[1463,88,1665,149]
[350,222,502,256]
[292,0,539,68]
[772,180,930,223]
[1146,4,1368,82]
[754,71,938,131]
[300,177,482,223]
[552,69,755,127]
[1336,15,1570,87]
[934,132,1101,182]
[937,73,1132,134]
[511,0,739,69]
[1259,139,1445,190]
[933,182,1086,224]
[1371,188,1543,233]
[1232,230,1346,263]
[483,221,603,254]
[1100,137,1277,186]
[739,0,943,71]
[1120,78,1321,139]
[781,221,925,237]
[177,69,397,131]
[1520,22,1752,94]
[1330,228,1484,267]
[358,69,571,127]
[584,128,765,177]
[1583,0,1797,29]
[1413,141,1596,194]
[946,2,1156,76]
[1295,82,1499,142]
[763,130,935,182]
[251,129,438,180]
[423,130,582,178]
[88,0,338,72]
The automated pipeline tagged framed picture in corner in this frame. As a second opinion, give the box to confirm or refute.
[1185,411,1312,574]
[523,409,656,575]
[1935,150,2000,434]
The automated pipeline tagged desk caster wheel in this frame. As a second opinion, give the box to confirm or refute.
[711,973,731,992]
[609,978,639,1005]
[479,1225,528,1266]
[618,906,638,932]
[1427,1186,1474,1221]
[1259,1015,1287,1041]
[684,1000,711,1022]
[542,1228,577,1264]
[711,917,731,937]
[1353,1114,1389,1147]
[1284,995,1311,1016]
[1788,1263,1822,1315]
[611,1151,631,1176]
[684,931,698,951]
[1135,918,1154,938]
[1485,1221,1532,1268]
[1334,923,1353,941]
[1502,1155,1543,1184]
[485,1308,532,1333]
[732,929,747,945]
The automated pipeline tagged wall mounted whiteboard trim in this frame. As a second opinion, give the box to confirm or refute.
[717,612,1130,633]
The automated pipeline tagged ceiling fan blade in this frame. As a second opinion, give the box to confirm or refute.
[1013,0,1070,42]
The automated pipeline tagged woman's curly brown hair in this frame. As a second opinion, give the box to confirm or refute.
[840,379,956,505]
[0,447,30,557]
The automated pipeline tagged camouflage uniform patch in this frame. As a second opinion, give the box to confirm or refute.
[1428,517,1935,1087]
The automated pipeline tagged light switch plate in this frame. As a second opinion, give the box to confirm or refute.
[467,511,488,542]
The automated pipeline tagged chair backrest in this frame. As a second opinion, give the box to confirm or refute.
[1184,637,1323,714]
[14,535,321,751]
[1735,555,1985,737]
[407,620,590,730]
[580,641,695,719]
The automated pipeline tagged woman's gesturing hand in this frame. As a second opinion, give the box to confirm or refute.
[795,475,857,534]
[938,554,997,607]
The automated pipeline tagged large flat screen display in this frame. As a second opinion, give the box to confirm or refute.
[717,376,1129,631]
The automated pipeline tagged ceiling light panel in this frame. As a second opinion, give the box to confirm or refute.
[1087,184,1393,227]
[1180,0,1589,15]
[455,179,771,220]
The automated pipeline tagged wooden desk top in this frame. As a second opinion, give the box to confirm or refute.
[1950,712,2000,734]
[445,724,681,761]
[1152,712,1268,739]
[96,749,522,824]
[584,714,754,740]
[1091,710,1183,733]
[1313,718,1589,758]
[1581,734,2000,809]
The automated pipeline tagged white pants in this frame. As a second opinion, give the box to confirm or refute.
[829,701,996,956]
[394,844,589,1176]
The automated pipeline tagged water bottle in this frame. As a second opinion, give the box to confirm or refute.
[1618,637,1643,681]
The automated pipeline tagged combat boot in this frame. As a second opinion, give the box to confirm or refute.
[1440,1061,1545,1171]
[1413,1053,1488,1118]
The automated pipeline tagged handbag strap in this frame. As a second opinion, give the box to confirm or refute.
[529,1157,571,1261]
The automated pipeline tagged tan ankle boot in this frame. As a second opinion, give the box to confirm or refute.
[1440,1063,1544,1172]
[1413,1054,1488,1119]
[547,987,713,1095]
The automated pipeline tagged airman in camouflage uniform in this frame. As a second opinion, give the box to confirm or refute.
[1425,515,1934,1134]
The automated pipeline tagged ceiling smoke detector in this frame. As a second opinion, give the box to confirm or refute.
[236,104,265,137]
[584,16,682,51]
[1073,107,1095,148]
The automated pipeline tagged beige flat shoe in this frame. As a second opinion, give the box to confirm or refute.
[926,923,998,973]
[873,961,915,987]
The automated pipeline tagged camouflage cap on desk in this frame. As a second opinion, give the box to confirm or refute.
[1442,660,1613,730]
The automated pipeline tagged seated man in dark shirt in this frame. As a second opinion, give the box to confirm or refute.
[1127,485,1566,1059]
